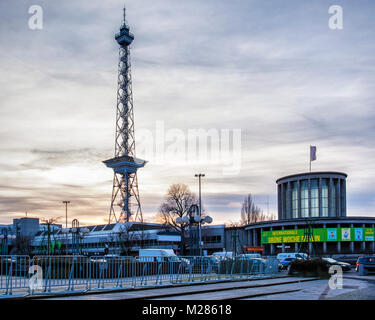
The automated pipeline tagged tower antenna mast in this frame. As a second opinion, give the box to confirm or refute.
[103,7,146,224]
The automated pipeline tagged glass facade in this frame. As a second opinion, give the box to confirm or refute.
[285,184,290,219]
[321,179,328,217]
[311,179,319,217]
[277,173,346,220]
[331,180,336,217]
[292,181,298,218]
[301,180,309,218]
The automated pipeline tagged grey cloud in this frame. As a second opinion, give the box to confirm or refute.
[0,0,375,225]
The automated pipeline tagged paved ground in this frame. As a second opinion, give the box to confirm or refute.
[249,270,375,300]
[5,269,375,300]
[43,276,307,300]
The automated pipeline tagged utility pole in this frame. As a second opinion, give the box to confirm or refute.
[62,201,70,228]
[195,173,205,256]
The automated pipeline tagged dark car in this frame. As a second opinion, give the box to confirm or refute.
[355,256,375,273]
[322,257,351,271]
[280,257,295,270]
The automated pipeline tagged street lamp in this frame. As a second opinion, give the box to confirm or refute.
[194,174,205,256]
[62,201,70,229]
[176,204,212,256]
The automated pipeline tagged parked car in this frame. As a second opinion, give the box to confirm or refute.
[355,256,375,273]
[249,257,267,267]
[237,254,262,259]
[139,249,178,262]
[276,253,308,261]
[280,257,296,270]
[212,251,233,259]
[322,257,351,271]
[186,256,217,273]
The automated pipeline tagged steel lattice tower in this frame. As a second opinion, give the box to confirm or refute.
[103,7,146,224]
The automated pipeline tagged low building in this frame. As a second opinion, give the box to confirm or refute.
[13,217,40,238]
[30,222,181,255]
[201,224,225,254]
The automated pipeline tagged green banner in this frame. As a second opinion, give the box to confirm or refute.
[261,227,375,244]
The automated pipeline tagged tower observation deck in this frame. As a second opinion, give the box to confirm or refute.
[103,8,146,224]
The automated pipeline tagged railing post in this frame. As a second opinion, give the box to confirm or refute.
[188,259,193,283]
[200,257,204,282]
[140,263,147,286]
[260,260,264,277]
[239,260,244,279]
[217,258,221,281]
[225,259,230,279]
[169,260,173,284]
[132,258,136,288]
[68,262,75,291]
[230,258,236,279]
[116,260,123,288]
[205,260,212,282]
[155,263,162,285]
[5,263,13,296]
[176,263,182,283]
[43,258,51,293]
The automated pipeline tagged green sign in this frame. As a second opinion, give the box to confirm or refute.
[261,227,375,244]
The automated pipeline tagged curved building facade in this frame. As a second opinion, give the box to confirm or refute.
[244,217,375,256]
[235,171,375,257]
[277,172,347,220]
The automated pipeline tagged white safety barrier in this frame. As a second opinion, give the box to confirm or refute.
[0,255,30,296]
[0,255,279,297]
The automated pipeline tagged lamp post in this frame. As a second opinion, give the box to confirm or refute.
[62,201,70,229]
[176,204,212,256]
[0,230,16,255]
[63,201,70,254]
[195,174,205,255]
[0,230,13,255]
[80,227,89,255]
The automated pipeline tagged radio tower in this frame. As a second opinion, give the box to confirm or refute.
[103,7,146,224]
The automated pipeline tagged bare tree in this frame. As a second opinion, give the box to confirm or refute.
[240,194,274,225]
[156,184,198,255]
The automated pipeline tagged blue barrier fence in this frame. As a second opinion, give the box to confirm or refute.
[0,255,279,297]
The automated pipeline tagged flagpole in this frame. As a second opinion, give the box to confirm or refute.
[309,145,311,172]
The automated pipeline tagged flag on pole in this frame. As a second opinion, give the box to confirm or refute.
[310,146,317,161]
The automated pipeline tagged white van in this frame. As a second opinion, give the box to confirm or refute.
[212,251,233,259]
[238,253,262,259]
[138,249,180,262]
[276,252,308,261]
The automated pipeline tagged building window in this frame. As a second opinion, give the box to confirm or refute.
[331,179,336,216]
[301,180,309,218]
[321,179,328,217]
[282,184,288,218]
[292,182,298,218]
[311,179,319,217]
[202,235,222,244]
[285,184,290,219]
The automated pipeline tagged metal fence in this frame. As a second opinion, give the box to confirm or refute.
[0,255,279,297]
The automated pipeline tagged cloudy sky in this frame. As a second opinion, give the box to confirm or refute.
[0,0,374,226]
